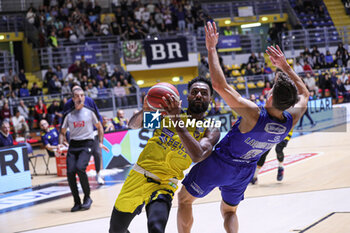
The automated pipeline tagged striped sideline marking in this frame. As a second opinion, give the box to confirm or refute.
[259,152,322,175]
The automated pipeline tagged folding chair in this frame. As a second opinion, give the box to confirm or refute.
[27,143,50,175]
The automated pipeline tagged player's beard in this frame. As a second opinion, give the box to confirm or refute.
[188,99,209,114]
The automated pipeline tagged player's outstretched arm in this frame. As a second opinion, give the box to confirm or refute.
[129,96,153,129]
[45,143,58,151]
[162,94,220,162]
[266,45,309,126]
[205,21,259,121]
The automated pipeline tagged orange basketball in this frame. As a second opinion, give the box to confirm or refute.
[146,82,180,111]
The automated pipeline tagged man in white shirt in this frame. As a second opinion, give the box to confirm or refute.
[142,8,151,22]
[113,81,127,106]
[18,100,29,120]
[134,7,142,22]
[87,82,98,99]
[18,99,33,129]
[340,72,348,84]
[61,81,72,95]
[303,73,318,93]
[294,61,304,74]
[11,109,30,139]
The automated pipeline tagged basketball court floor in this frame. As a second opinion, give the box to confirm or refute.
[1,123,350,233]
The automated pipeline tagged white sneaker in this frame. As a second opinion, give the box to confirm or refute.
[96,173,105,185]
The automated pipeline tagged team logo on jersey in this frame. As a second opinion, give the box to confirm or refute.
[144,111,161,129]
[162,128,174,137]
[193,130,199,139]
[196,126,205,133]
[268,136,281,143]
[73,121,85,128]
[264,123,287,134]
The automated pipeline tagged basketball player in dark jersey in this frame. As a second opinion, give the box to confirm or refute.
[177,21,310,233]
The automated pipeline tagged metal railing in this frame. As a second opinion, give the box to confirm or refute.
[58,32,198,54]
[36,42,121,68]
[57,35,120,47]
[40,29,263,67]
[0,0,156,13]
[7,87,141,116]
[0,0,27,12]
[281,26,350,52]
[0,0,113,12]
[196,33,264,55]
[0,14,24,32]
[0,50,17,74]
[201,0,286,20]
[284,0,302,27]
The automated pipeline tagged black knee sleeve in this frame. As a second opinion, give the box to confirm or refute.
[147,214,168,233]
[275,140,287,162]
[146,195,172,233]
[109,208,137,233]
[257,149,270,167]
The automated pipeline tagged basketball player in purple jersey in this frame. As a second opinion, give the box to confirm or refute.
[177,21,310,233]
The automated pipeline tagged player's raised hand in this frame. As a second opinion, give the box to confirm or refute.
[160,94,182,119]
[266,45,289,70]
[205,21,219,50]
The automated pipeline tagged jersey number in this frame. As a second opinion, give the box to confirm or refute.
[241,149,263,160]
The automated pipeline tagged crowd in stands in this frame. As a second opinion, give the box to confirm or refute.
[45,57,138,107]
[0,106,131,148]
[292,0,327,17]
[295,43,350,71]
[290,44,350,102]
[290,0,332,29]
[26,0,206,47]
[0,68,30,100]
[0,53,139,143]
[3,42,350,137]
[0,55,137,105]
[201,41,350,114]
[0,98,131,146]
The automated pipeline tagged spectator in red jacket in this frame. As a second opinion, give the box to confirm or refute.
[68,60,82,75]
[262,82,272,97]
[34,99,48,123]
[303,61,313,74]
[0,102,11,120]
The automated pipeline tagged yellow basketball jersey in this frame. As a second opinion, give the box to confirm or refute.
[137,113,207,181]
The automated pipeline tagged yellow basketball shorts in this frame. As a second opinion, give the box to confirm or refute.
[114,170,178,213]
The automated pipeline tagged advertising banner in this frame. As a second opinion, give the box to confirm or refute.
[72,51,97,64]
[144,37,188,66]
[123,40,143,64]
[218,35,242,52]
[0,144,31,193]
[294,97,346,133]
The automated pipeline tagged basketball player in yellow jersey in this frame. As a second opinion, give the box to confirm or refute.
[109,76,220,233]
